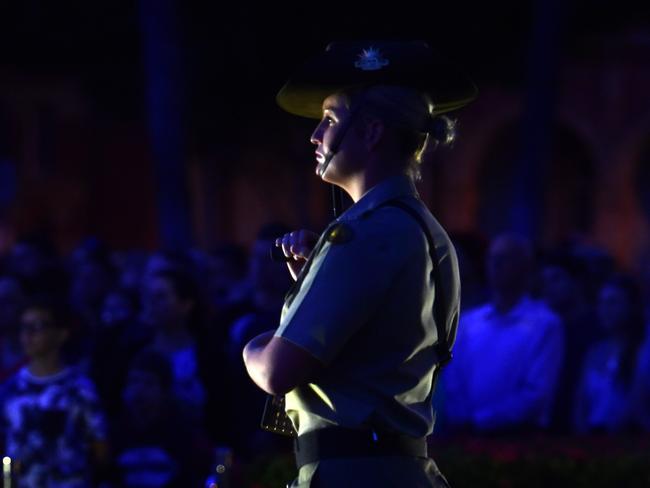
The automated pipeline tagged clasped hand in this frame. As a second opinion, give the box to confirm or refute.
[275,230,319,280]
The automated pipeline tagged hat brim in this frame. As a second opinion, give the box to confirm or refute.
[276,41,478,119]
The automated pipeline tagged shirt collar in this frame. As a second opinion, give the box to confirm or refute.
[337,174,419,222]
[20,366,71,384]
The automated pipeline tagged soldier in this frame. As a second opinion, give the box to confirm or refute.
[243,41,476,487]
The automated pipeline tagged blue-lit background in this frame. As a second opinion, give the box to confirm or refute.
[0,0,649,486]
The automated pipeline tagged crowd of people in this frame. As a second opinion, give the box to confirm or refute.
[0,224,293,487]
[0,225,648,486]
[440,233,650,436]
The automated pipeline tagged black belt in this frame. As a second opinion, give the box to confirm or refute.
[294,427,428,469]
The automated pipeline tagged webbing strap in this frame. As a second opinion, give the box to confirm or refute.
[378,199,452,368]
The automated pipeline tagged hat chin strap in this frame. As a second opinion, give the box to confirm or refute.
[316,151,335,177]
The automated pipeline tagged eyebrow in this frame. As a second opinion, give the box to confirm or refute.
[321,97,342,111]
[322,106,341,118]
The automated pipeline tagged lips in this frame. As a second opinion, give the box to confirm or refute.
[315,151,325,163]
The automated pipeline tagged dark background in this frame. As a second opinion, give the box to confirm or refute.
[0,0,648,259]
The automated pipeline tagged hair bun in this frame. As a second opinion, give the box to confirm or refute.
[425,115,457,146]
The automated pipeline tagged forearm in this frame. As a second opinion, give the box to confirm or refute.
[243,330,276,394]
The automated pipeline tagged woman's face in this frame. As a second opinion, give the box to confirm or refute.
[310,93,365,184]
[597,284,631,333]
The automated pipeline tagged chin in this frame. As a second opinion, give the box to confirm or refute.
[320,165,341,184]
[321,174,345,190]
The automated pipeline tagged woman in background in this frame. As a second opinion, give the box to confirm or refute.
[574,274,649,433]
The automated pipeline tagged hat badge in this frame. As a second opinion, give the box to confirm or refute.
[354,47,389,71]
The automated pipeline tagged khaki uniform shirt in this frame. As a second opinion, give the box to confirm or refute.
[275,174,460,438]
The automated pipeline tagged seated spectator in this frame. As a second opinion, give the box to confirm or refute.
[111,349,212,488]
[0,299,108,487]
[573,275,649,433]
[0,276,27,383]
[442,233,565,433]
[537,254,598,433]
[90,288,151,417]
[141,269,208,423]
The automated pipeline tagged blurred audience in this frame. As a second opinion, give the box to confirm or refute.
[573,275,650,434]
[537,253,599,433]
[90,288,150,417]
[0,299,109,486]
[0,225,646,485]
[110,349,212,487]
[443,233,565,433]
[141,269,209,423]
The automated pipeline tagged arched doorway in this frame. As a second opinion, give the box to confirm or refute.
[477,121,594,245]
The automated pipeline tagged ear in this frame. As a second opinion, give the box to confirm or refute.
[362,117,385,151]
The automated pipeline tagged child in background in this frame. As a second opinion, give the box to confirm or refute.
[0,300,109,487]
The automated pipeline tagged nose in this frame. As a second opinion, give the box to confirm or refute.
[310,120,325,146]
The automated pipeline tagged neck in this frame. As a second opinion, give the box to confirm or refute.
[29,353,64,377]
[340,164,407,202]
